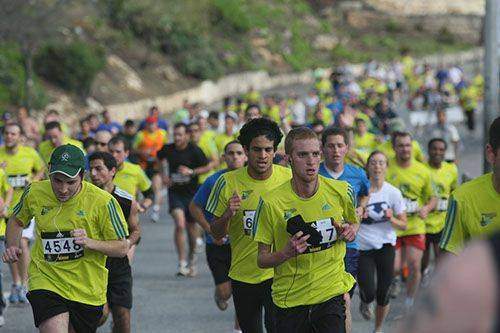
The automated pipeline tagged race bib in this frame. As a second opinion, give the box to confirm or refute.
[437,198,448,212]
[41,231,84,262]
[8,174,28,189]
[242,210,256,236]
[307,218,338,253]
[170,172,191,185]
[404,198,419,214]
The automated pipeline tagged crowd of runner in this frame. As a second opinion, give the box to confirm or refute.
[0,51,497,333]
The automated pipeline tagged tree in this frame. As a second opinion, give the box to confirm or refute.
[0,0,73,109]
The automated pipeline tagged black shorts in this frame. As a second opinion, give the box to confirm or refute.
[106,256,133,309]
[145,160,159,179]
[275,294,346,333]
[426,231,443,246]
[206,244,231,285]
[344,248,359,297]
[27,289,103,333]
[168,190,194,221]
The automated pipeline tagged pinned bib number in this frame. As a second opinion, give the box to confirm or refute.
[242,210,256,236]
[41,231,84,262]
[404,198,419,214]
[437,199,448,212]
[307,218,338,253]
[8,174,28,189]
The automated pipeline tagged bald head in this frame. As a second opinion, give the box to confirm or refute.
[94,130,112,152]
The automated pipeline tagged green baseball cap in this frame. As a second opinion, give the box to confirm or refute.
[49,144,85,178]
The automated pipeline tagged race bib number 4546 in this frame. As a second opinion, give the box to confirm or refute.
[41,231,84,262]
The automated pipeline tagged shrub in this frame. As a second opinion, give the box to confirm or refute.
[0,46,47,109]
[34,41,105,96]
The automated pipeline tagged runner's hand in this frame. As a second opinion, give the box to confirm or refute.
[178,165,193,176]
[339,223,356,242]
[283,231,310,259]
[224,191,241,218]
[2,246,22,263]
[385,208,393,219]
[418,206,430,219]
[72,229,92,248]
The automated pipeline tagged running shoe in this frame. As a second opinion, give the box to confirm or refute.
[8,284,19,304]
[176,261,190,277]
[214,292,228,311]
[0,315,4,327]
[359,301,372,321]
[19,286,28,303]
[150,209,160,223]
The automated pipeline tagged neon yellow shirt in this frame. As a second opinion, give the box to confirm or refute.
[113,161,151,199]
[354,132,378,153]
[214,132,238,155]
[206,165,292,284]
[197,135,218,184]
[39,137,84,165]
[13,180,128,305]
[254,176,357,308]
[425,162,458,234]
[0,169,11,236]
[387,160,434,236]
[0,146,44,211]
[440,173,500,254]
[378,140,425,163]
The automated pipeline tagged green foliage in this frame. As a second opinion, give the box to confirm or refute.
[0,46,47,109]
[34,42,105,96]
[284,22,314,71]
[385,19,402,33]
[211,0,253,32]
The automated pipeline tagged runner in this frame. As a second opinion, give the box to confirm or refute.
[89,152,141,333]
[2,144,129,333]
[108,136,153,210]
[440,116,500,254]
[39,121,84,164]
[214,113,238,155]
[133,116,168,222]
[421,138,458,281]
[0,123,45,304]
[386,132,437,310]
[206,118,290,333]
[189,140,246,332]
[254,126,358,333]
[318,126,369,332]
[0,165,13,327]
[357,151,407,332]
[157,123,211,277]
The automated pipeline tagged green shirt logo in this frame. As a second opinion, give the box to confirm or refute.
[241,190,253,200]
[41,206,52,215]
[480,213,496,227]
[322,203,332,211]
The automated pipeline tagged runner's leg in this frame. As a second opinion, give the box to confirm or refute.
[171,208,187,263]
[405,245,424,300]
[111,306,130,333]
[39,312,69,333]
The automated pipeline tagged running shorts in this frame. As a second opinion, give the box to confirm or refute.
[396,234,426,251]
[206,244,231,285]
[105,256,133,309]
[27,289,103,333]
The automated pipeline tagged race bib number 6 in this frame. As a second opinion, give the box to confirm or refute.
[437,198,448,212]
[41,231,84,262]
[242,210,256,236]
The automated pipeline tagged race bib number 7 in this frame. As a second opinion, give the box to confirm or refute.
[41,231,84,262]
[242,210,256,236]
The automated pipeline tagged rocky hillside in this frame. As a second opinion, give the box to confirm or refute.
[0,0,481,111]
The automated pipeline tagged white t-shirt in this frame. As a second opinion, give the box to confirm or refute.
[358,182,406,251]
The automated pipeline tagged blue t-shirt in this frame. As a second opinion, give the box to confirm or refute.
[192,169,229,245]
[319,162,370,250]
[138,118,169,131]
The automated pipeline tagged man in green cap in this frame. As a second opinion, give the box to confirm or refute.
[3,144,130,333]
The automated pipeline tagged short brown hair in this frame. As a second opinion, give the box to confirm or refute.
[285,127,319,155]
[391,131,412,147]
[322,126,349,146]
